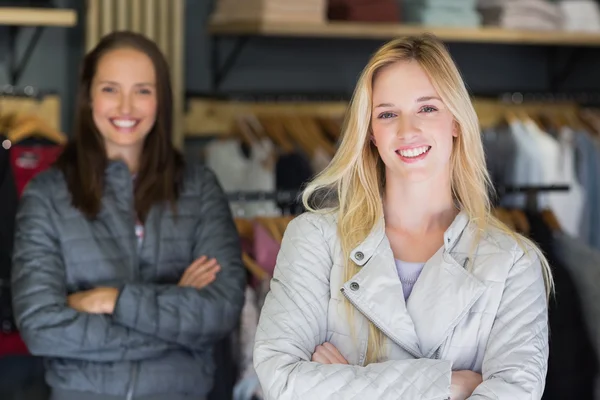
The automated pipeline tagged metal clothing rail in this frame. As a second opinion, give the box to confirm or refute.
[494,184,570,211]
[226,190,300,203]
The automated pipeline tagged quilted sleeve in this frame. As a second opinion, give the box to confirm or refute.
[112,166,245,350]
[254,214,452,400]
[12,183,179,361]
[468,247,549,399]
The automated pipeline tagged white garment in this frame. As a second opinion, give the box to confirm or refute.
[254,211,549,399]
[204,139,279,218]
[560,0,600,32]
[548,127,586,237]
[503,120,543,208]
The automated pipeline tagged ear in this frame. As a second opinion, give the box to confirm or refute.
[370,135,377,146]
[452,121,459,138]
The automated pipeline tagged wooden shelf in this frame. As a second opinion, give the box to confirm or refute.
[0,7,77,27]
[208,20,600,46]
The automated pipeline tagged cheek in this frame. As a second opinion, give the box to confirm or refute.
[140,98,158,121]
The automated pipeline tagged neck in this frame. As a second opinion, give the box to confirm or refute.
[383,170,458,235]
[106,147,141,174]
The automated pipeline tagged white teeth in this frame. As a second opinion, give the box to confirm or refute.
[398,146,430,158]
[112,119,136,128]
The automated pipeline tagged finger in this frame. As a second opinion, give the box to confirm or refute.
[195,258,219,272]
[179,258,215,285]
[322,342,348,364]
[186,263,220,284]
[318,343,344,364]
[311,347,331,364]
[191,273,217,289]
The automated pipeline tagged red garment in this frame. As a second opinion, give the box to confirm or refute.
[0,333,28,355]
[2,144,63,357]
[10,145,63,196]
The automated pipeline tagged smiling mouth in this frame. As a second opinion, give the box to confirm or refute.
[110,118,140,129]
[396,146,431,158]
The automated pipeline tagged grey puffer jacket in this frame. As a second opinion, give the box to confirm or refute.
[11,160,246,399]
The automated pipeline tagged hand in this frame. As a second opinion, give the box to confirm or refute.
[450,370,483,400]
[311,342,348,365]
[178,256,221,289]
[67,287,119,314]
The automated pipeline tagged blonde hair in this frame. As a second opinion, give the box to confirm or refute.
[302,34,553,364]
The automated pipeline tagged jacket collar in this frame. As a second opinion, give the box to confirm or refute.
[342,210,485,359]
[350,210,471,266]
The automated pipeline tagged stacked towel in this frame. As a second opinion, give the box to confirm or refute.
[477,0,564,30]
[559,0,600,32]
[211,0,326,24]
[401,0,482,27]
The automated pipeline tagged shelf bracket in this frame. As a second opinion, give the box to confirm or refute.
[7,25,45,86]
[547,46,584,93]
[211,36,250,91]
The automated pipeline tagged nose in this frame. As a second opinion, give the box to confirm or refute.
[118,92,132,115]
[396,114,421,139]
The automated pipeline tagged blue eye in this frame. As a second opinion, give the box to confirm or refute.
[101,87,115,93]
[420,106,437,113]
[139,88,153,95]
[378,112,396,119]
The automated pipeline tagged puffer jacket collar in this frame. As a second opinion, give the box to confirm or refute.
[341,211,486,360]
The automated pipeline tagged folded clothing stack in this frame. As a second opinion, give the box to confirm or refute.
[211,0,326,24]
[328,0,401,23]
[400,0,482,27]
[477,0,564,30]
[559,0,600,31]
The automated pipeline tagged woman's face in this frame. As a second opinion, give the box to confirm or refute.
[370,61,457,184]
[90,47,157,160]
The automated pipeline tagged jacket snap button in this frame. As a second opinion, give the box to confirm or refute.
[350,282,360,291]
[355,251,364,261]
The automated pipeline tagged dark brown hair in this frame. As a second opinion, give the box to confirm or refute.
[55,31,184,221]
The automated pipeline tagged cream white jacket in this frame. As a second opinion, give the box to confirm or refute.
[253,211,549,400]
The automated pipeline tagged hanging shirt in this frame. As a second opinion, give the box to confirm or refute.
[205,139,279,218]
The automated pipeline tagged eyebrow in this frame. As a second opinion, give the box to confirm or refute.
[98,80,155,86]
[374,96,442,109]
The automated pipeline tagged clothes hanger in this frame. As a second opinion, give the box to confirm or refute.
[242,252,270,281]
[256,216,284,243]
[493,207,516,231]
[509,209,530,236]
[299,116,337,157]
[6,113,67,145]
[541,208,562,233]
[282,115,318,157]
[233,115,257,147]
[318,116,343,141]
[252,115,295,154]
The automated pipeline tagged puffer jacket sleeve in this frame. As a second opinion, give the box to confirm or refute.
[12,181,179,361]
[468,247,549,399]
[254,214,453,400]
[112,166,245,350]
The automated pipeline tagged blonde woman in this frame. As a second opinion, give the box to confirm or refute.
[253,34,551,400]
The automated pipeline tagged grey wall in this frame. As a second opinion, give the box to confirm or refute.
[2,0,600,136]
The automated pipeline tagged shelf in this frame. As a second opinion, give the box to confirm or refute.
[208,20,600,46]
[0,7,77,27]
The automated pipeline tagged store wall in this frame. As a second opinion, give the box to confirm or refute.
[1,0,600,135]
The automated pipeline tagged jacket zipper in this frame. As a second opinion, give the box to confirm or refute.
[341,287,422,359]
[125,182,140,400]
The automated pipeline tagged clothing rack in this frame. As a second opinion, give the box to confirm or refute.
[477,91,600,106]
[226,190,300,203]
[495,184,570,211]
[0,84,55,99]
